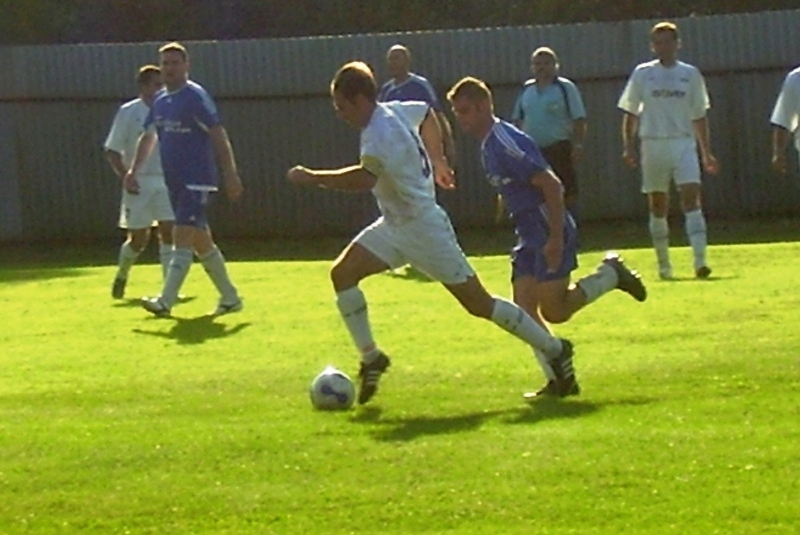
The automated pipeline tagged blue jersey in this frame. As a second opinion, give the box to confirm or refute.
[145,80,221,189]
[378,73,443,111]
[481,117,576,247]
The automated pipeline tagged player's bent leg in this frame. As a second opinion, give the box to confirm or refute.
[330,243,392,404]
[512,276,559,387]
[112,228,150,299]
[330,242,390,292]
[535,276,579,324]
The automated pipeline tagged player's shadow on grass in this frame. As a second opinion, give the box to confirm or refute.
[113,295,198,308]
[132,315,250,345]
[353,402,600,442]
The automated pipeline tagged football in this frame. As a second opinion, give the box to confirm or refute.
[309,366,356,410]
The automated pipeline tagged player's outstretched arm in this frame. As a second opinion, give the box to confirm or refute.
[286,164,377,191]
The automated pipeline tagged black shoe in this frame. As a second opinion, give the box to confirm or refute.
[695,266,712,279]
[603,252,647,302]
[548,339,581,397]
[141,296,171,318]
[357,352,391,405]
[111,277,126,299]
[523,378,581,401]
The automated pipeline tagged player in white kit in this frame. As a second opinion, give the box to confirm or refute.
[770,66,800,175]
[104,65,174,299]
[618,22,719,280]
[287,61,576,404]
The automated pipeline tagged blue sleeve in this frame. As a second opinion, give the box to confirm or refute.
[564,80,587,119]
[191,87,221,129]
[413,79,443,111]
[511,91,524,121]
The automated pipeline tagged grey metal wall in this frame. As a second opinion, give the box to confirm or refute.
[1,9,800,242]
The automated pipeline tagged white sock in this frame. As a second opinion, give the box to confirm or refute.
[490,297,562,357]
[199,247,239,304]
[159,243,173,281]
[160,247,193,307]
[648,214,670,269]
[533,347,557,380]
[576,263,617,304]
[336,287,379,360]
[684,209,708,269]
[116,242,140,279]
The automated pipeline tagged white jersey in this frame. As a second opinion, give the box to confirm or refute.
[770,67,800,152]
[104,98,163,179]
[360,101,437,224]
[618,60,710,139]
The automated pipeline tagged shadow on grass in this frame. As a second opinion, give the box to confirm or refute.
[0,267,91,284]
[112,295,198,308]
[132,314,251,345]
[352,395,658,442]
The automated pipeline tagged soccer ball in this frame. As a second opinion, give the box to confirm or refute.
[309,366,356,410]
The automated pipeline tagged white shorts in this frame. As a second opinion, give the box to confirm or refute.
[118,174,175,229]
[640,138,701,194]
[354,205,475,285]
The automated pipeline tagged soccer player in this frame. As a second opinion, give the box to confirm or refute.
[125,42,244,317]
[104,65,174,299]
[511,47,587,214]
[618,21,719,280]
[447,76,647,398]
[378,44,455,164]
[770,65,800,175]
[287,61,575,404]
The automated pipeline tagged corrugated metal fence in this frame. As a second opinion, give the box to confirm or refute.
[1,9,799,242]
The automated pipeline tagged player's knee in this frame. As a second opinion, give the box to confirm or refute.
[330,262,360,291]
[541,306,571,324]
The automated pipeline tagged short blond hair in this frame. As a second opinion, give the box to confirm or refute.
[158,41,189,61]
[446,76,492,104]
[651,21,680,40]
[531,46,559,65]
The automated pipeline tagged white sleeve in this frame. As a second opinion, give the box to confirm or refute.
[771,73,800,133]
[617,67,643,115]
[390,100,430,130]
[103,106,128,153]
[690,68,711,120]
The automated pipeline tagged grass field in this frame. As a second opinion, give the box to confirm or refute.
[1,219,799,534]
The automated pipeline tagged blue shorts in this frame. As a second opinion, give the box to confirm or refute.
[510,213,579,282]
[168,184,216,228]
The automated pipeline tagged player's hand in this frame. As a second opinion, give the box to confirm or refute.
[622,147,638,169]
[543,237,563,274]
[702,153,720,175]
[772,153,788,174]
[123,170,140,194]
[433,162,456,190]
[286,165,318,187]
[224,172,244,201]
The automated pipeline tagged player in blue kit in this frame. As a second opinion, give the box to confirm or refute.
[378,44,455,164]
[287,61,577,404]
[447,76,647,398]
[125,42,244,317]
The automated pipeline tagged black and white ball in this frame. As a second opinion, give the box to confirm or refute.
[309,366,355,410]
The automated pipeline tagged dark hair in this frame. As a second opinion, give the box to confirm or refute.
[330,61,377,102]
[136,64,160,86]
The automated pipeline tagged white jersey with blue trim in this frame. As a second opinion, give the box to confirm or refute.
[771,67,800,152]
[618,60,710,139]
[145,80,221,188]
[104,98,163,179]
[360,101,437,224]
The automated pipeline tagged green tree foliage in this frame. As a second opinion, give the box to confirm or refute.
[0,0,798,45]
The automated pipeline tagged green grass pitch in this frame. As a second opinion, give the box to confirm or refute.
[1,221,798,534]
